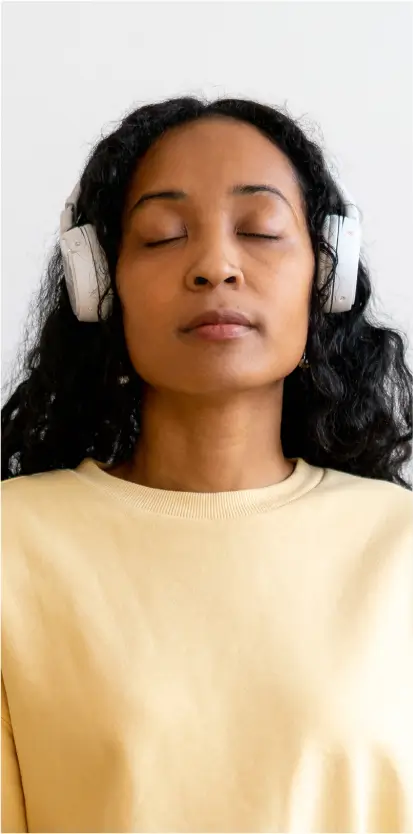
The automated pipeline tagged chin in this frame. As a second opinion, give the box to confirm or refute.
[132,352,292,396]
[162,368,284,397]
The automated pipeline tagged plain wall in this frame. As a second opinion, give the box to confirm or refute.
[2,1,412,390]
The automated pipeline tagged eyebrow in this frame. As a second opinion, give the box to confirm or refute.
[130,183,294,214]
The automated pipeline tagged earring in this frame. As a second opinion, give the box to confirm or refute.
[298,350,310,370]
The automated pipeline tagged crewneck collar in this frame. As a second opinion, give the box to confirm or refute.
[74,457,325,520]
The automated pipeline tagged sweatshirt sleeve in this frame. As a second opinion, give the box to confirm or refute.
[1,676,28,833]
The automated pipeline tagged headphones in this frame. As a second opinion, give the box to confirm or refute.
[60,179,362,322]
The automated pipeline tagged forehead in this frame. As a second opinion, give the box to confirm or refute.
[124,116,304,213]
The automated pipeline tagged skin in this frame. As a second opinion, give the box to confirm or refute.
[110,116,315,492]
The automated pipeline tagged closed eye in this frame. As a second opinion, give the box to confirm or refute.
[144,236,185,248]
[239,233,281,240]
[144,232,282,248]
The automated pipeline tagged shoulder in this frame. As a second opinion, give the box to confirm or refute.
[315,465,413,553]
[1,463,108,604]
[320,464,413,510]
[1,463,101,532]
[2,466,80,510]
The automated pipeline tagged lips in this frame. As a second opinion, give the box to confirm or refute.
[181,309,254,332]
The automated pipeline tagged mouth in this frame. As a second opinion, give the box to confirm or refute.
[180,309,256,342]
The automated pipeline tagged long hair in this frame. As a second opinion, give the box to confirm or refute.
[2,96,412,487]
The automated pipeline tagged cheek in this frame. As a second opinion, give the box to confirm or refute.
[116,263,179,375]
[260,250,314,369]
[264,247,313,326]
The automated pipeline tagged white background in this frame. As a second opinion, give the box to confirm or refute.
[2,0,412,389]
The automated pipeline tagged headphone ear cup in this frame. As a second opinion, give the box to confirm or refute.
[81,225,113,319]
[318,213,336,313]
[60,225,113,322]
[318,211,360,314]
[332,213,361,312]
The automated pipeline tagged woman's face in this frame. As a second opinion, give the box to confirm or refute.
[116,116,315,395]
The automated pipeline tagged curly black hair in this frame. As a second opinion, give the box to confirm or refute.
[2,96,412,487]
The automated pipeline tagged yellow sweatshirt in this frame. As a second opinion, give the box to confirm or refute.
[1,457,413,833]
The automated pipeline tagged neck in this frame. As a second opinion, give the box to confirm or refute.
[112,386,294,492]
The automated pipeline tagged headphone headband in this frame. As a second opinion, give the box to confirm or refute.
[335,182,361,223]
[60,183,82,236]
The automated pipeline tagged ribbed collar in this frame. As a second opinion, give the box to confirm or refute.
[74,457,325,520]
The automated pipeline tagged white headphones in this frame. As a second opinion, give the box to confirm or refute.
[60,183,113,322]
[60,179,362,322]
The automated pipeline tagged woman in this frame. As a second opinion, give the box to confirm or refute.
[2,96,412,834]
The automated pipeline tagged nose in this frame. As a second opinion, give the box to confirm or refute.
[185,243,245,291]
